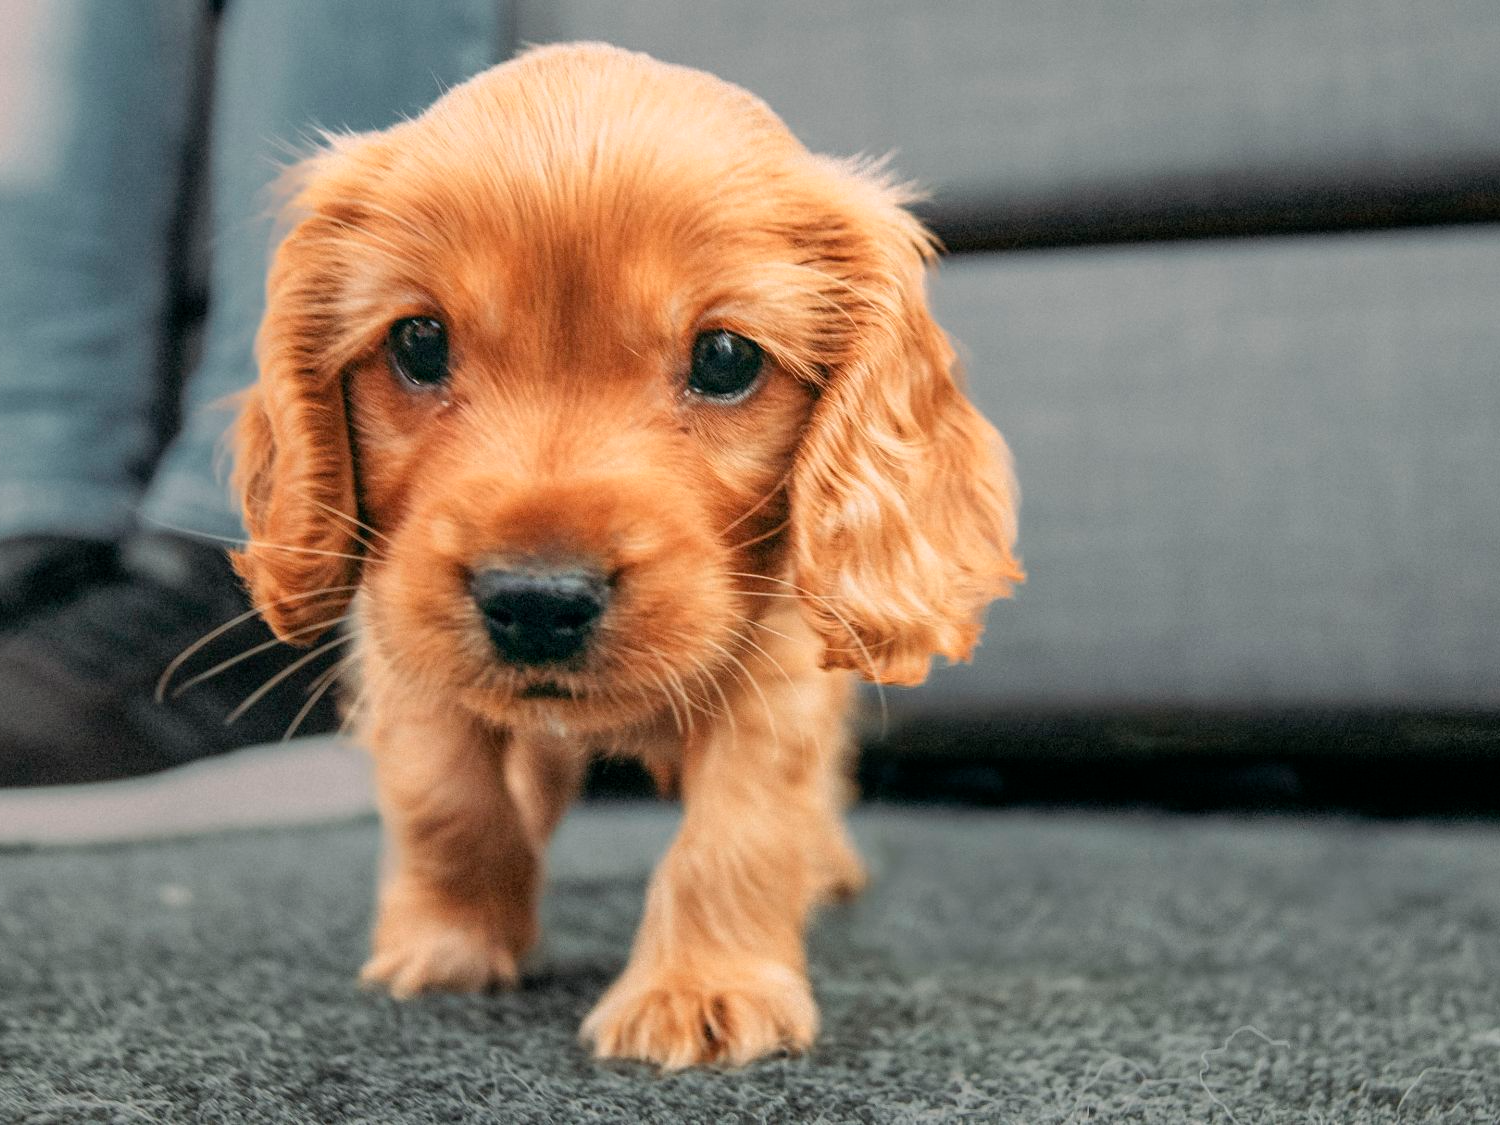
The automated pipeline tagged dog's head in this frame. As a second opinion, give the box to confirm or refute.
[233,43,1022,734]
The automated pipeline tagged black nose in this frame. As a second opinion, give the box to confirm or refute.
[469,567,609,666]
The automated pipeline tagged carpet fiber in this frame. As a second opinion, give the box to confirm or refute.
[2,805,1497,1122]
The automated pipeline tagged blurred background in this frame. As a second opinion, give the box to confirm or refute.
[2,0,1498,821]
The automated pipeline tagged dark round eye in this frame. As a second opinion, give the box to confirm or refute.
[688,330,763,401]
[387,316,449,387]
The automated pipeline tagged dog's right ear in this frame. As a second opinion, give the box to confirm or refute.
[786,164,1023,686]
[231,140,383,644]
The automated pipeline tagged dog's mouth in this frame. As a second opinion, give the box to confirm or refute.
[517,680,582,701]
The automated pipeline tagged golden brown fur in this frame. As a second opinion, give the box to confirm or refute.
[232,42,1022,1069]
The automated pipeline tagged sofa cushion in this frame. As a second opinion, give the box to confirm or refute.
[511,1,1500,245]
[897,224,1500,713]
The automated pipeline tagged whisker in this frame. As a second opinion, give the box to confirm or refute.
[296,489,389,554]
[733,629,798,694]
[747,618,795,644]
[668,658,720,726]
[140,518,368,563]
[718,472,792,540]
[659,662,703,735]
[640,663,685,736]
[338,690,368,740]
[302,651,352,704]
[602,681,635,725]
[724,570,887,733]
[723,571,854,604]
[706,639,777,745]
[725,517,790,555]
[170,612,350,699]
[282,651,357,742]
[239,538,367,563]
[155,585,359,702]
[689,655,737,751]
[226,633,355,726]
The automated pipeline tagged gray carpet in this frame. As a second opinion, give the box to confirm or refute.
[1,804,1497,1123]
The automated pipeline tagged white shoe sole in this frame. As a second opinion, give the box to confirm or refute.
[0,736,374,847]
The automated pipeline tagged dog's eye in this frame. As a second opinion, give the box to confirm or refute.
[688,330,763,401]
[387,317,450,388]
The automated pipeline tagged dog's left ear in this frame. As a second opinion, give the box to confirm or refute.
[789,176,1024,686]
[230,136,386,643]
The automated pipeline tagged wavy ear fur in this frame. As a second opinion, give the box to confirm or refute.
[230,141,378,643]
[789,170,1024,686]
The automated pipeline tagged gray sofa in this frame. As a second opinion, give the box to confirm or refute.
[511,2,1500,755]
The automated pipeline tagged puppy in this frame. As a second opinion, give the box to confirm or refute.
[233,42,1022,1070]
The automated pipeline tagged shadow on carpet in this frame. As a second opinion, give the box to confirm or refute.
[1,805,1497,1122]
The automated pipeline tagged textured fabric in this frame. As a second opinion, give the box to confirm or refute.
[2,804,1497,1121]
[510,0,1500,217]
[0,1,207,539]
[139,0,504,540]
[894,225,1500,714]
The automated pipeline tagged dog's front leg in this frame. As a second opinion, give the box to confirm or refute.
[358,693,546,998]
[581,663,855,1068]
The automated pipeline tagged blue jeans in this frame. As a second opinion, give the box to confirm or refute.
[0,0,501,542]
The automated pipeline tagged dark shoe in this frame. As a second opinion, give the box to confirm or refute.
[0,532,343,788]
[0,535,118,630]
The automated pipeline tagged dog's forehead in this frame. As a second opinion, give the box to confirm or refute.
[371,53,824,344]
[404,46,808,245]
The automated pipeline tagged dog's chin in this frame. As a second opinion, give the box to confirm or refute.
[454,672,660,736]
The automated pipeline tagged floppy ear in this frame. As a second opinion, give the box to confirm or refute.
[789,181,1024,686]
[230,157,368,644]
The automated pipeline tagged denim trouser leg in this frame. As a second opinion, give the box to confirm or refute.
[0,0,206,540]
[139,0,503,541]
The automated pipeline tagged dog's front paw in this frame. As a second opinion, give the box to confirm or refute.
[360,898,528,998]
[581,959,817,1069]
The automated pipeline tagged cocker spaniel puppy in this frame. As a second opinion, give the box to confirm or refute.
[233,42,1022,1069]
